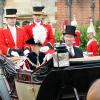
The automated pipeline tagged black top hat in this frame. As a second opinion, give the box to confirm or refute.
[32,6,44,15]
[33,6,44,11]
[26,38,42,46]
[5,8,17,18]
[63,25,76,37]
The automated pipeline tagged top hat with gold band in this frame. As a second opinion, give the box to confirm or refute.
[5,8,17,18]
[32,6,44,15]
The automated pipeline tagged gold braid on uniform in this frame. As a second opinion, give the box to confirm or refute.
[26,57,47,68]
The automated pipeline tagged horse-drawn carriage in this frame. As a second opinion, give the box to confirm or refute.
[0,55,100,100]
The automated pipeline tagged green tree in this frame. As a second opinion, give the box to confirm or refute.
[79,25,88,51]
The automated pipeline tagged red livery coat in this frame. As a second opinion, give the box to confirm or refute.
[73,30,80,47]
[23,22,55,47]
[86,39,99,56]
[0,26,29,55]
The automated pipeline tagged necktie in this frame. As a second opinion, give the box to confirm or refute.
[69,47,73,56]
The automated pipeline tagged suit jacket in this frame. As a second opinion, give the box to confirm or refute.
[69,46,83,58]
[0,26,29,55]
[23,22,55,48]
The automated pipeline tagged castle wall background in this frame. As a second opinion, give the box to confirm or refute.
[4,0,100,31]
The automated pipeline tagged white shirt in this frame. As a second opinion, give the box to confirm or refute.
[8,25,16,45]
[34,21,41,26]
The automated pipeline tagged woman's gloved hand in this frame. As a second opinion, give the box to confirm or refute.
[43,53,53,61]
[40,46,49,52]
[11,51,19,57]
[23,49,30,56]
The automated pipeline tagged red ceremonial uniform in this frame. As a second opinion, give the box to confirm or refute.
[0,26,29,55]
[73,30,80,47]
[86,39,99,56]
[23,22,55,48]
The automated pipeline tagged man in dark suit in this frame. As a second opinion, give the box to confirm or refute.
[63,25,83,58]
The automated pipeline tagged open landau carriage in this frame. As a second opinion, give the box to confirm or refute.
[1,52,100,100]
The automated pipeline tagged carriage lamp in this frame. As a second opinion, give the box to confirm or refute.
[53,43,69,67]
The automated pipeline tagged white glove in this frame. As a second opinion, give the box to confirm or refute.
[83,52,88,57]
[43,53,53,61]
[40,46,49,52]
[24,49,30,56]
[11,51,19,57]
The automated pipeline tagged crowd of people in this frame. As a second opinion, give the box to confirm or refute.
[0,7,98,57]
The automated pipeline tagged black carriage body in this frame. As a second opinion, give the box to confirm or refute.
[36,59,100,100]
[1,55,100,100]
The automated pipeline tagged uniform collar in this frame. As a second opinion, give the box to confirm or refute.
[34,21,41,25]
[8,25,16,29]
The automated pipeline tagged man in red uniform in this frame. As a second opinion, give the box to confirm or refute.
[23,6,55,53]
[0,8,30,56]
[71,15,81,47]
[86,25,99,56]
